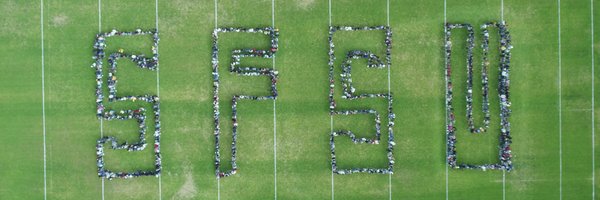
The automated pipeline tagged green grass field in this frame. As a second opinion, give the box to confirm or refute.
[1,0,599,199]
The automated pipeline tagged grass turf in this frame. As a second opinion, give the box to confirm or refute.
[0,0,598,199]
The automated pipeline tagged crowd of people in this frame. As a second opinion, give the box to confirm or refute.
[445,22,513,171]
[328,26,395,175]
[212,27,279,178]
[92,29,162,179]
[340,50,385,99]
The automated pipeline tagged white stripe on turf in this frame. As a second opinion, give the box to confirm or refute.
[386,0,392,200]
[98,0,105,199]
[154,0,162,199]
[98,0,101,32]
[40,0,47,199]
[501,0,504,21]
[558,0,563,199]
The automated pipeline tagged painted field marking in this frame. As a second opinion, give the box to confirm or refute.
[272,0,278,199]
[40,0,47,199]
[558,0,563,199]
[386,1,392,200]
[154,0,162,199]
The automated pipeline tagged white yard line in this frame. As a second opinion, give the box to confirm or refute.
[272,0,278,199]
[591,0,596,198]
[98,0,101,32]
[328,0,332,26]
[98,0,105,199]
[443,0,448,200]
[501,0,504,21]
[40,0,47,199]
[386,0,390,27]
[386,0,392,200]
[388,173,392,200]
[154,0,162,199]
[558,0,563,199]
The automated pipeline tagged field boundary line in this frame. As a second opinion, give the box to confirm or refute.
[386,0,392,200]
[40,0,47,199]
[558,0,563,199]
[501,0,504,21]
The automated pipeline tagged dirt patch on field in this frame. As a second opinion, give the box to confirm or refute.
[172,170,197,199]
[50,14,69,27]
[295,0,315,10]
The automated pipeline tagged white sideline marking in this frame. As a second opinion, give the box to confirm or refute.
[501,0,504,21]
[443,0,448,199]
[98,0,105,199]
[98,0,101,33]
[558,0,563,199]
[154,0,162,199]
[328,0,332,26]
[272,0,278,199]
[386,1,392,199]
[40,0,47,199]
[591,0,596,198]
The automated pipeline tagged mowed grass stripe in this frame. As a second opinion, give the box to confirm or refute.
[0,0,45,199]
[330,1,390,199]
[2,0,599,199]
[276,0,332,199]
[445,0,503,198]
[216,1,276,199]
[561,0,594,199]
[43,0,106,199]
[504,0,562,199]
[391,0,446,198]
[98,0,159,199]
